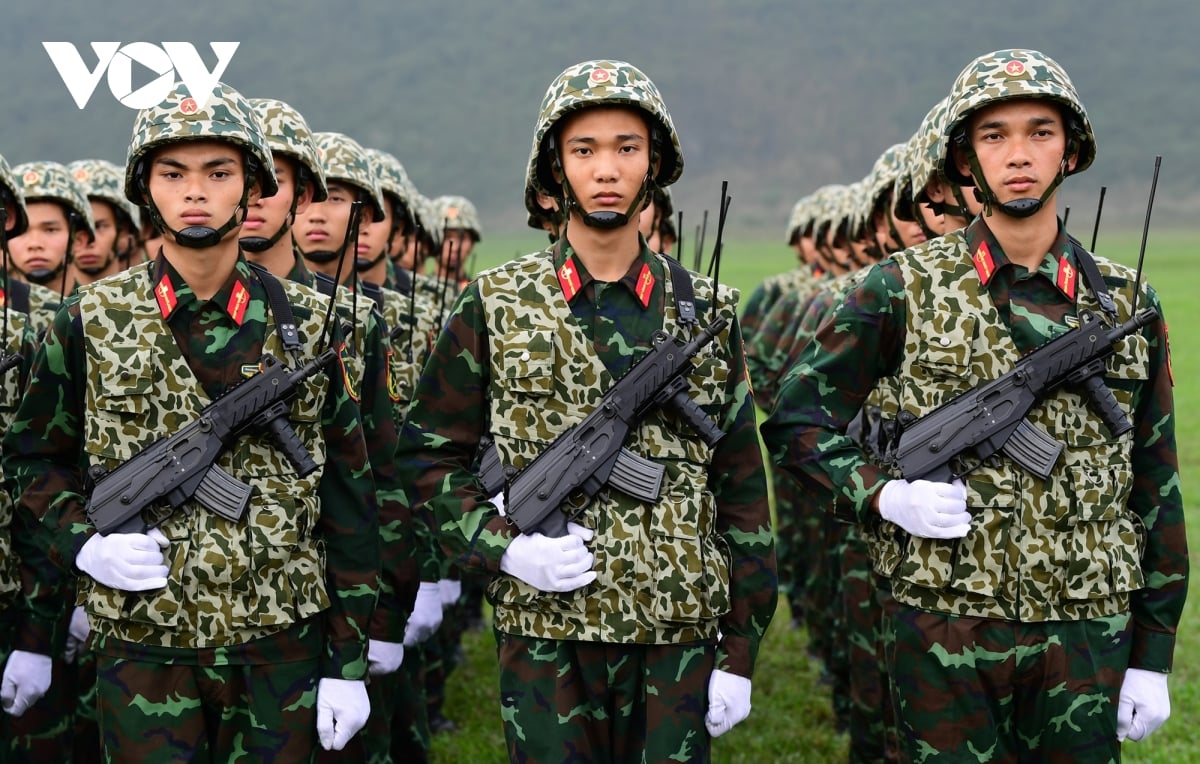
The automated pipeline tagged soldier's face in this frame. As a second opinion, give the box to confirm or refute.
[890,193,928,248]
[9,201,72,276]
[958,99,1077,205]
[358,195,391,262]
[243,154,309,243]
[293,181,359,257]
[439,229,473,270]
[73,200,121,276]
[557,106,652,223]
[147,142,253,236]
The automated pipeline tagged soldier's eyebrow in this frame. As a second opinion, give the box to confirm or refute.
[564,134,646,145]
[975,115,1057,132]
[153,156,238,169]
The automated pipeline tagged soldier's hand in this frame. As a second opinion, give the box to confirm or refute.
[438,578,462,609]
[1118,668,1171,742]
[403,582,444,646]
[63,606,91,664]
[705,669,752,737]
[499,522,596,593]
[1,651,52,717]
[75,528,170,591]
[878,479,971,539]
[316,677,370,751]
[367,639,405,676]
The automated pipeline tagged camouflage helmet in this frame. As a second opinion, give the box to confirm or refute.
[14,161,96,237]
[68,159,139,229]
[865,143,907,216]
[528,60,683,198]
[847,178,878,241]
[0,153,29,237]
[366,148,415,224]
[940,49,1095,187]
[909,96,951,209]
[124,81,278,206]
[810,184,847,242]
[433,195,482,242]
[785,196,813,246]
[248,98,328,203]
[311,131,386,222]
[413,193,442,249]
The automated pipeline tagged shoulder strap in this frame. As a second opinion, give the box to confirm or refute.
[1067,236,1117,320]
[662,255,697,327]
[8,279,29,316]
[246,261,301,357]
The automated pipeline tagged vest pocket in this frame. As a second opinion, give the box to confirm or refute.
[648,490,730,623]
[1059,461,1142,600]
[914,311,976,377]
[93,345,154,417]
[235,494,329,626]
[498,330,555,397]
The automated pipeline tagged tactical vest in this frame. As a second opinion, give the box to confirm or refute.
[77,263,334,648]
[0,297,33,607]
[480,251,738,644]
[884,234,1149,622]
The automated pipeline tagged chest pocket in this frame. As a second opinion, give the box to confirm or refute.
[914,310,976,384]
[498,330,555,397]
[87,345,157,461]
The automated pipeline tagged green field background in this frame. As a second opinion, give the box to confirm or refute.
[431,229,1198,763]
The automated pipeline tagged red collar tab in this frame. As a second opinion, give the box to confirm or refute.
[557,256,582,301]
[154,273,178,318]
[226,281,251,326]
[634,262,655,308]
[972,241,997,286]
[1055,255,1077,300]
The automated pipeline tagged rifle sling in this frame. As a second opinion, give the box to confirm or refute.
[662,254,697,327]
[1068,238,1117,321]
[247,261,302,358]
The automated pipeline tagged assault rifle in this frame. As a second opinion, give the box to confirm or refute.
[86,349,336,535]
[892,308,1157,483]
[479,317,728,538]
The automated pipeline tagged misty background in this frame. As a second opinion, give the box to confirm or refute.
[2,0,1194,240]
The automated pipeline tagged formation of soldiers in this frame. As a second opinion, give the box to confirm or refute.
[0,84,487,762]
[0,46,1185,764]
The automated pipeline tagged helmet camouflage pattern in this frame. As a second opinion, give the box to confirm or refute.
[865,143,907,214]
[68,159,139,229]
[125,81,279,206]
[15,160,95,237]
[910,96,951,208]
[528,59,683,197]
[810,184,848,241]
[365,148,415,224]
[413,193,442,249]
[0,153,29,237]
[312,131,386,222]
[433,195,482,242]
[846,178,877,240]
[248,98,328,203]
[941,49,1095,186]
[785,196,814,245]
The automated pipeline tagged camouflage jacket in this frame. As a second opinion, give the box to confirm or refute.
[764,218,1186,671]
[399,241,776,677]
[25,281,62,338]
[0,279,38,614]
[739,264,823,344]
[2,256,379,676]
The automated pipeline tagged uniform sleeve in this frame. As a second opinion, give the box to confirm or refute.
[761,263,906,524]
[397,283,513,573]
[744,289,801,411]
[1126,289,1188,672]
[314,321,381,680]
[710,313,778,679]
[358,311,418,643]
[3,301,88,654]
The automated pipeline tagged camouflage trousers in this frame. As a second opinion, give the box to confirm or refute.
[317,648,430,764]
[771,468,808,624]
[841,525,890,764]
[95,653,321,763]
[496,632,714,764]
[886,605,1131,763]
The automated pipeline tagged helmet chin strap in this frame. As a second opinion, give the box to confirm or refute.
[138,156,256,250]
[550,133,657,231]
[240,209,295,254]
[355,250,388,273]
[963,146,1069,220]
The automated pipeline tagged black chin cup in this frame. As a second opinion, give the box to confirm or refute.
[239,236,271,253]
[173,226,223,249]
[581,210,629,230]
[302,249,340,264]
[998,198,1042,218]
[25,267,57,285]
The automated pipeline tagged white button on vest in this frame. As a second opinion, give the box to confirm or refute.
[520,351,531,361]
[939,337,951,347]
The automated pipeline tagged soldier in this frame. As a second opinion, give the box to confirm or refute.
[638,186,673,254]
[8,161,94,315]
[397,58,777,762]
[1,81,380,760]
[68,159,140,287]
[764,49,1186,760]
[525,179,562,242]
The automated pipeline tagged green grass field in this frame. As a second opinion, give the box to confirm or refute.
[431,229,1199,763]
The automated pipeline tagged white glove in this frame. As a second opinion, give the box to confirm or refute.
[491,492,506,517]
[1,651,53,717]
[705,669,752,737]
[367,639,405,676]
[499,522,596,593]
[438,578,462,609]
[1117,668,1170,742]
[75,528,170,591]
[316,678,370,751]
[403,582,445,647]
[63,606,91,664]
[878,479,971,539]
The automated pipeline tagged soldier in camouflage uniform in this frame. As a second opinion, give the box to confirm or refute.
[525,177,562,242]
[764,50,1187,762]
[1,81,381,761]
[397,59,777,762]
[8,162,94,321]
[68,159,140,287]
[638,185,673,255]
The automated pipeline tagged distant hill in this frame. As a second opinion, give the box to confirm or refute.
[2,0,1195,236]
